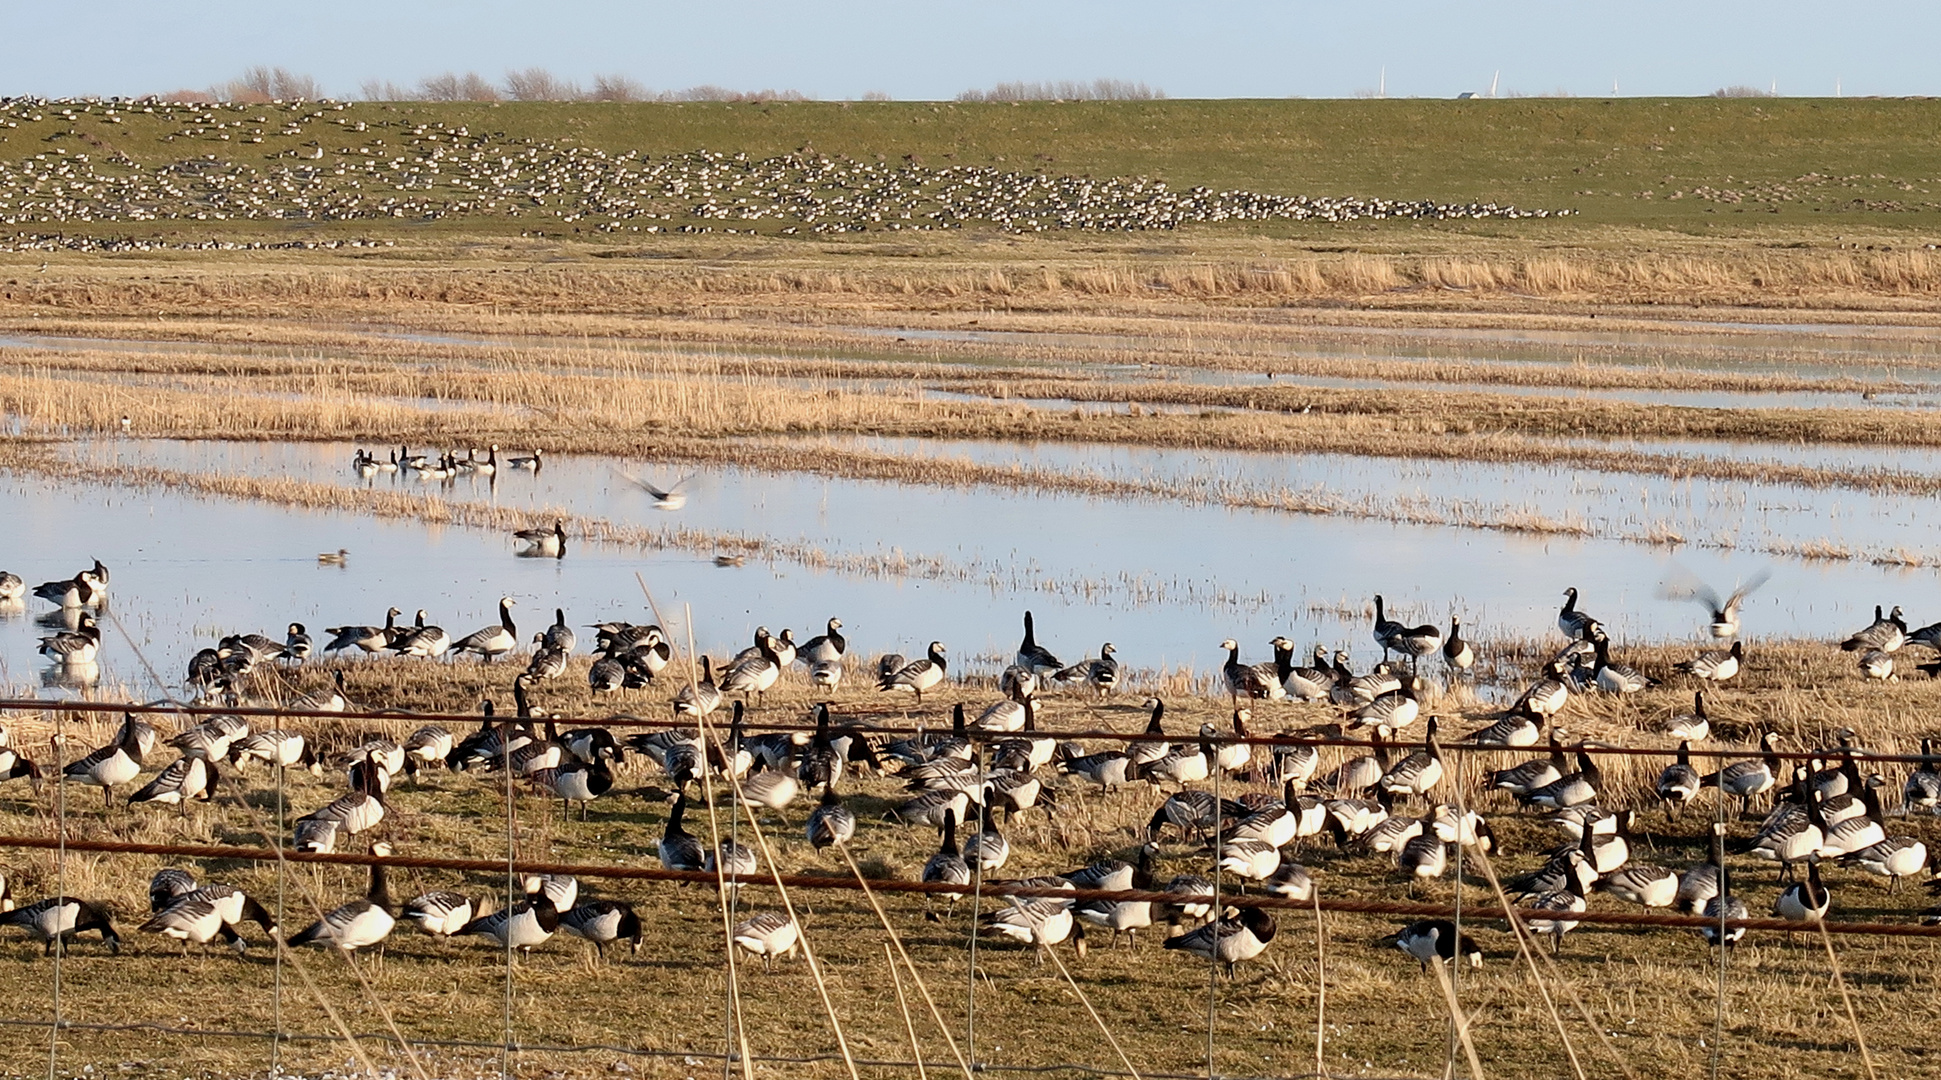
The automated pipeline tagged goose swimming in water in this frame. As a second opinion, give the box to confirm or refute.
[37,611,100,665]
[514,520,566,558]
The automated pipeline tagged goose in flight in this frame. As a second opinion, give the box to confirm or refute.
[616,469,692,510]
[1661,569,1770,639]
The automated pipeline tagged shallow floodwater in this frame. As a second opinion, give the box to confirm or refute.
[73,434,1941,571]
[11,438,1941,700]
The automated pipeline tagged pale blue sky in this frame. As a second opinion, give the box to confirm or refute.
[16,1,1933,100]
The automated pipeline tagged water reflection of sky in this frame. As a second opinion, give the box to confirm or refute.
[10,438,1941,702]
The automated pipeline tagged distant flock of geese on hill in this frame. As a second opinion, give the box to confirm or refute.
[6,557,1941,981]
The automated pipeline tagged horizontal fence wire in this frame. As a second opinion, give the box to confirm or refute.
[0,697,1926,764]
[0,833,1932,938]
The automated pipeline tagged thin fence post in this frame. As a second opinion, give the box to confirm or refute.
[966,739,983,1070]
[48,710,65,1080]
[274,756,285,1077]
[1207,733,1221,1080]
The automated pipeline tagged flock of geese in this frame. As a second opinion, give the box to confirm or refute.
[4,558,1941,987]
[0,101,1562,234]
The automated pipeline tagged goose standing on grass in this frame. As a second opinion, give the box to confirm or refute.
[1520,748,1602,810]
[1904,738,1941,814]
[281,623,312,663]
[402,891,475,941]
[806,785,856,849]
[1328,725,1391,794]
[536,758,613,820]
[514,520,567,559]
[1016,611,1062,675]
[980,898,1084,964]
[63,714,146,808]
[1517,660,1572,718]
[140,885,277,954]
[288,846,395,955]
[1379,717,1443,801]
[1700,868,1750,948]
[1221,639,1284,702]
[1841,605,1907,653]
[705,839,759,896]
[657,793,706,874]
[880,642,948,704]
[1443,616,1475,674]
[1677,640,1743,683]
[1775,859,1831,926]
[1678,824,1729,914]
[325,607,402,654]
[128,755,218,809]
[561,900,643,959]
[1662,693,1710,742]
[799,617,846,665]
[1372,596,1442,672]
[1057,643,1121,698]
[1843,833,1928,890]
[961,796,1011,872]
[921,808,972,920]
[452,597,518,662]
[673,657,724,718]
[457,890,560,958]
[1524,858,1589,954]
[1588,629,1654,693]
[1657,742,1702,818]
[1557,587,1596,640]
[1278,642,1335,701]
[1392,919,1482,971]
[390,610,450,659]
[0,896,120,956]
[1163,905,1275,979]
[1701,731,1782,817]
[1859,649,1896,681]
[1351,677,1419,731]
[732,912,799,972]
[721,630,784,705]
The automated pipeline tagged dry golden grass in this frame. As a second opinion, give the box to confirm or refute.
[0,641,1937,1079]
[16,243,1941,318]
